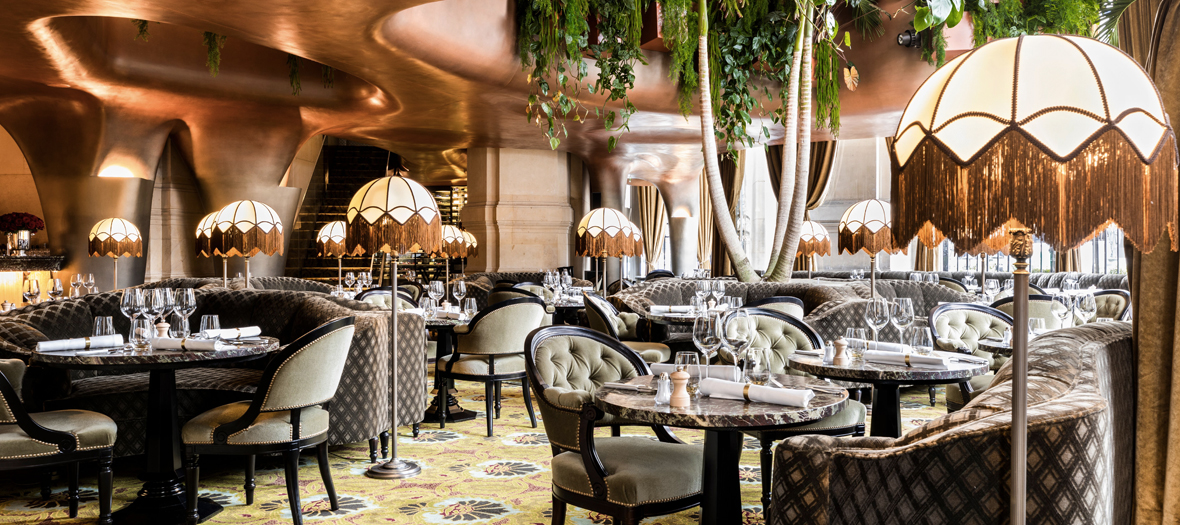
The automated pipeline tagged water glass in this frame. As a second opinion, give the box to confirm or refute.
[48,279,63,301]
[429,280,445,304]
[675,352,702,399]
[889,298,915,343]
[345,272,356,291]
[864,298,891,342]
[744,348,772,385]
[1075,293,1097,324]
[462,298,478,321]
[130,318,153,350]
[908,325,934,356]
[93,316,115,337]
[84,274,95,293]
[984,279,1000,298]
[199,315,221,339]
[1053,293,1074,326]
[22,279,39,305]
[723,309,753,369]
[690,296,704,315]
[70,274,83,297]
[711,280,725,305]
[169,312,188,338]
[694,281,709,306]
[420,297,437,319]
[453,281,467,305]
[1002,278,1015,291]
[1028,317,1047,335]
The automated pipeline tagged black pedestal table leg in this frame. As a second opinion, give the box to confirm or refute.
[700,430,743,525]
[870,384,903,438]
[422,329,477,423]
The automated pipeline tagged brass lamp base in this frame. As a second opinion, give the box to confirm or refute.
[365,458,421,479]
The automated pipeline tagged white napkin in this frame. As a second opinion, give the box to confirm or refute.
[649,364,741,382]
[151,337,232,352]
[36,335,124,353]
[201,326,262,340]
[793,349,822,357]
[435,310,461,320]
[863,350,949,369]
[649,305,693,315]
[847,339,912,353]
[602,381,654,391]
[699,378,815,407]
[933,350,989,364]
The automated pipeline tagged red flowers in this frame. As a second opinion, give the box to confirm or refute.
[0,213,45,233]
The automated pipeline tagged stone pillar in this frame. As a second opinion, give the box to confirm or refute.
[461,148,573,272]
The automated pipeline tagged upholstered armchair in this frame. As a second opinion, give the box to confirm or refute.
[0,359,114,524]
[182,317,355,525]
[489,287,555,325]
[938,277,968,293]
[355,287,417,310]
[993,282,1047,300]
[524,326,702,525]
[929,303,1013,411]
[584,292,671,364]
[398,281,424,301]
[745,296,805,319]
[991,294,1071,329]
[1081,289,1131,322]
[436,297,544,436]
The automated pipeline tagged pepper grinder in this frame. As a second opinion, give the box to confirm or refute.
[832,337,849,365]
[669,367,692,408]
[155,322,171,339]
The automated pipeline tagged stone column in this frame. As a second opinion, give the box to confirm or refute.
[461,148,573,272]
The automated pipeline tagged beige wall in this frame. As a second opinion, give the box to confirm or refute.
[0,126,47,248]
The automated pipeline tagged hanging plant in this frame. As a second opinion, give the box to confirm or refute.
[131,19,151,41]
[587,0,649,152]
[202,31,227,77]
[915,0,1103,66]
[322,65,335,88]
[287,54,302,95]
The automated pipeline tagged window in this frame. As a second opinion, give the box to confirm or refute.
[938,224,1126,274]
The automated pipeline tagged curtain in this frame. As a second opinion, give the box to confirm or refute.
[710,152,744,276]
[635,185,666,272]
[1130,1,1180,522]
[1054,248,1080,272]
[764,142,837,212]
[914,243,938,271]
[697,169,713,268]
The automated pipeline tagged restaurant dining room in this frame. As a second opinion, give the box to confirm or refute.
[0,0,1177,524]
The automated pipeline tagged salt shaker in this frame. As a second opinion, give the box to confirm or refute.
[822,341,836,364]
[654,372,672,406]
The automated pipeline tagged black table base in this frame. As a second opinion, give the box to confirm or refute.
[112,493,222,524]
[869,385,903,438]
[421,387,477,423]
[700,430,744,525]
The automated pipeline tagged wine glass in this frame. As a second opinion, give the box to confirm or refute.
[1028,318,1047,335]
[711,280,725,306]
[1053,293,1074,327]
[144,289,167,326]
[675,352,702,399]
[694,281,709,308]
[83,273,96,293]
[362,272,374,289]
[428,280,445,305]
[723,309,753,372]
[462,298,478,321]
[120,289,143,345]
[175,289,197,337]
[863,298,891,342]
[70,274,83,297]
[889,298,915,343]
[47,279,63,301]
[693,313,723,361]
[453,281,467,305]
[344,272,356,293]
[1002,278,1015,291]
[984,279,1000,300]
[22,279,39,305]
[1075,293,1097,325]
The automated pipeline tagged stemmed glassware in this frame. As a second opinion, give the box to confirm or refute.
[358,272,372,291]
[889,298,915,343]
[1053,293,1074,328]
[723,309,753,375]
[543,271,559,302]
[83,274,96,294]
[462,298,478,321]
[22,279,39,305]
[47,279,63,301]
[174,289,197,338]
[864,298,891,343]
[984,279,1000,301]
[692,313,723,361]
[694,281,709,309]
[344,272,357,293]
[70,274,83,297]
[453,281,467,306]
[1074,293,1097,325]
[120,289,144,346]
[710,280,725,308]
[561,271,572,297]
[428,281,445,306]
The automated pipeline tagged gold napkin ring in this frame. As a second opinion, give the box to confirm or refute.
[84,337,91,349]
[180,338,187,351]
[905,354,912,367]
[743,384,752,402]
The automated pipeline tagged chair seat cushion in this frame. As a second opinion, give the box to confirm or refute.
[551,437,703,506]
[437,354,526,376]
[622,341,671,364]
[0,409,116,459]
[182,401,329,445]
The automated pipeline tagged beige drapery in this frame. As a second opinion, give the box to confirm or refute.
[764,141,837,212]
[1127,1,1180,522]
[1054,248,1080,272]
[914,243,939,271]
[635,185,667,272]
[709,153,744,276]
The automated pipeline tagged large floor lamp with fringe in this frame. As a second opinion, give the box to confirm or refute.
[890,35,1178,524]
[838,199,896,298]
[575,208,633,293]
[88,218,142,291]
[349,173,442,480]
[438,225,468,296]
[317,220,348,288]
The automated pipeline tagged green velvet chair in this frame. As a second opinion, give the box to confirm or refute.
[744,296,805,319]
[524,325,702,525]
[938,277,968,293]
[929,303,1013,412]
[583,292,671,364]
[181,317,356,525]
[436,297,543,437]
[991,294,1072,329]
[721,308,867,510]
[0,359,115,524]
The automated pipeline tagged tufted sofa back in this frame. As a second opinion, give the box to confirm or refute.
[991,295,1071,329]
[793,270,1130,291]
[725,309,821,374]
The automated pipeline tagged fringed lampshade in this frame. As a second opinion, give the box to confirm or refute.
[88,218,142,258]
[195,212,218,258]
[915,222,946,250]
[437,225,468,258]
[798,220,832,257]
[345,175,441,256]
[838,199,895,256]
[211,200,285,258]
[317,220,348,257]
[629,222,643,257]
[575,208,634,257]
[462,230,478,257]
[890,34,1178,525]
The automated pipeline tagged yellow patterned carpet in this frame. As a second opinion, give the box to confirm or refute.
[0,381,948,524]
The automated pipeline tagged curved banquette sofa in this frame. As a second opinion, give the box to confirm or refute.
[770,322,1133,524]
[792,270,1129,291]
[457,272,594,309]
[0,288,427,457]
[138,275,336,293]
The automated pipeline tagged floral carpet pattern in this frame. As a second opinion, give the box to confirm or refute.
[0,380,948,524]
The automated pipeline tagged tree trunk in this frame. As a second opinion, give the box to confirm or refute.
[764,17,807,278]
[698,1,759,282]
[766,6,815,282]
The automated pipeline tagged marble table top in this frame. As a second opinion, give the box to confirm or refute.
[425,318,463,329]
[977,338,1013,357]
[788,354,989,384]
[594,374,848,431]
[645,311,703,325]
[32,336,280,370]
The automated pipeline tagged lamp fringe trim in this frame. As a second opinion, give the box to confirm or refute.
[213,227,285,258]
[346,214,441,256]
[89,239,142,258]
[838,225,896,256]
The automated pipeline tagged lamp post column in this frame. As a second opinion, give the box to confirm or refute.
[1008,228,1033,525]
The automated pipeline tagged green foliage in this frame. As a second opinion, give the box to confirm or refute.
[661,0,700,114]
[815,40,841,134]
[132,19,151,41]
[287,54,302,95]
[587,0,649,146]
[1094,0,1134,44]
[202,32,227,77]
[937,0,1103,63]
[322,65,335,88]
[921,21,949,65]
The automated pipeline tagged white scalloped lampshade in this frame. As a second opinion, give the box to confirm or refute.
[436,224,468,258]
[345,176,441,256]
[316,220,348,257]
[212,200,285,257]
[195,212,218,258]
[838,199,895,256]
[88,218,142,258]
[575,208,633,257]
[798,220,831,257]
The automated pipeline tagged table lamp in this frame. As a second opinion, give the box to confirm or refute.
[210,200,284,289]
[890,35,1177,524]
[575,207,633,293]
[317,220,348,288]
[87,218,142,291]
[346,173,441,480]
[798,220,831,279]
[838,199,897,298]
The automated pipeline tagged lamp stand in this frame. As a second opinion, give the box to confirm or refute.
[1007,229,1032,525]
[869,254,877,299]
[112,257,118,291]
[377,255,386,287]
[367,253,421,479]
[808,254,813,280]
[222,257,228,288]
[445,257,449,303]
[244,257,252,290]
[979,254,986,294]
[338,256,343,288]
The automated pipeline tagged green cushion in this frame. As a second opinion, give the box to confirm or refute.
[182,401,329,445]
[946,373,996,411]
[437,354,526,376]
[551,437,703,506]
[623,341,671,364]
[0,409,116,458]
[932,309,1011,352]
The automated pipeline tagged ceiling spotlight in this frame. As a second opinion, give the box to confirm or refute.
[897,29,921,48]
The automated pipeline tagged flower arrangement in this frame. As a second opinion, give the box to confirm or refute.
[0,213,45,234]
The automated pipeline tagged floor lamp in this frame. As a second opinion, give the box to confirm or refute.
[195,212,230,287]
[348,172,442,480]
[317,220,348,287]
[87,218,142,291]
[838,199,896,299]
[211,200,285,289]
[438,225,468,298]
[798,220,831,280]
[889,35,1178,524]
[461,230,478,275]
[576,208,632,294]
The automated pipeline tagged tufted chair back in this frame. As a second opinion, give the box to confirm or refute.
[1081,290,1131,322]
[488,287,538,306]
[939,278,967,293]
[724,308,822,374]
[258,317,356,412]
[355,288,417,311]
[524,326,647,452]
[584,292,642,340]
[930,303,1012,359]
[514,283,554,302]
[0,358,25,423]
[398,282,424,301]
[456,297,546,355]
[745,296,805,319]
[991,295,1071,329]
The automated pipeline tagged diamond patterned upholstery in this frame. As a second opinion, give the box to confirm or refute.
[792,271,1129,291]
[769,322,1134,525]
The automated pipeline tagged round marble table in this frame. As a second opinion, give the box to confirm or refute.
[977,338,1013,357]
[788,354,989,438]
[33,337,280,525]
[422,318,477,427]
[644,311,700,326]
[594,374,848,525]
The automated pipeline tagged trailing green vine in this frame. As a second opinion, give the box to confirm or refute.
[815,40,841,134]
[287,55,302,95]
[202,31,227,77]
[132,19,151,41]
[321,65,335,88]
[914,0,1103,66]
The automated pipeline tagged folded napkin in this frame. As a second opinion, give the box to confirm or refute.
[699,378,814,407]
[434,310,462,320]
[650,364,741,382]
[151,337,232,352]
[201,326,262,340]
[602,381,654,391]
[793,349,822,357]
[649,305,693,315]
[36,335,124,353]
[847,339,912,353]
[933,350,989,364]
[863,350,949,369]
